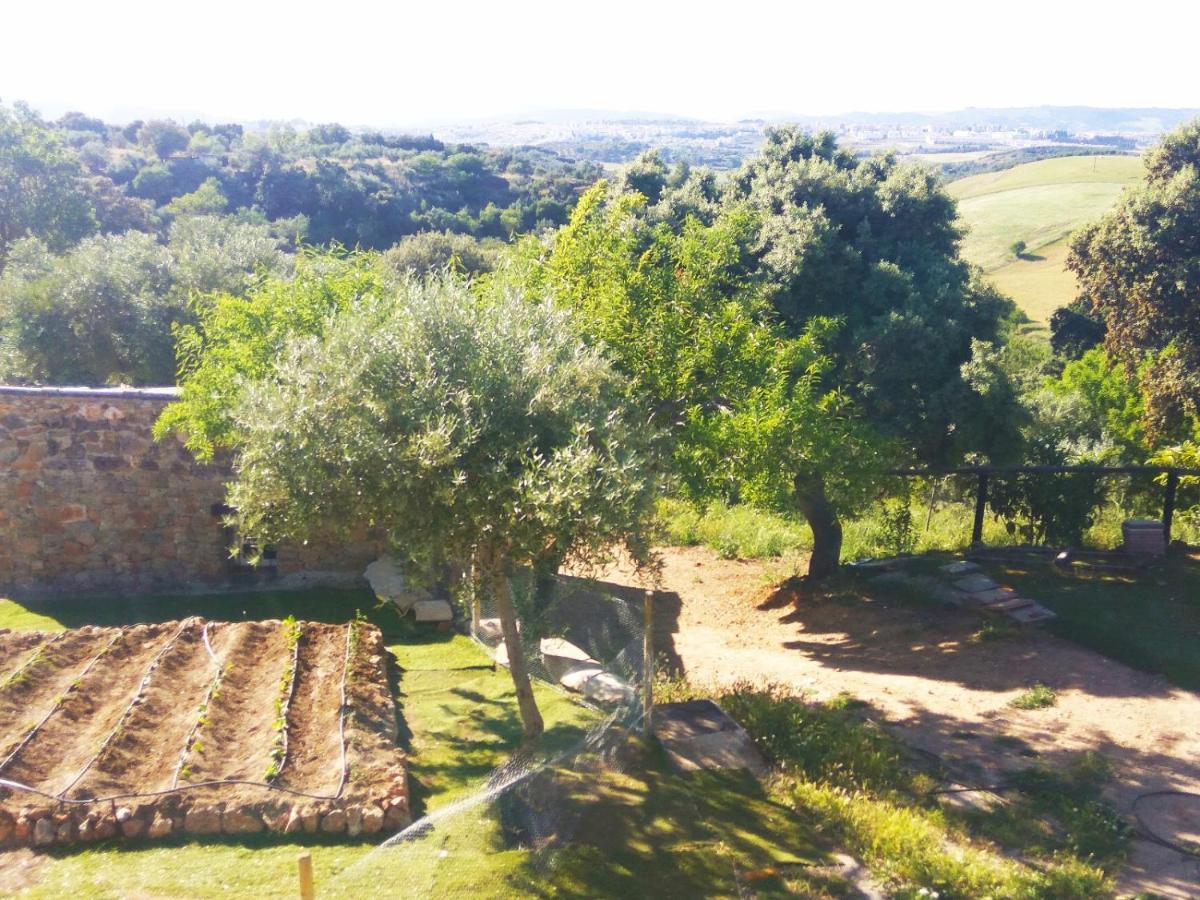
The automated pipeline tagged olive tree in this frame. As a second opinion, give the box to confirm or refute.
[225,276,662,741]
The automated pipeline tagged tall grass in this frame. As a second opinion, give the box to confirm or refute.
[655,494,1200,562]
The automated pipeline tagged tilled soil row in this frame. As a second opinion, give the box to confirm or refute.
[0,628,119,761]
[276,623,348,797]
[3,623,175,797]
[184,620,290,784]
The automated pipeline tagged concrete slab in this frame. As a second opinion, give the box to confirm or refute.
[364,556,429,612]
[953,574,1001,593]
[652,700,767,775]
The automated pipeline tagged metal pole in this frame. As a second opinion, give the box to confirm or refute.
[972,471,989,547]
[643,589,654,739]
[1163,470,1180,546]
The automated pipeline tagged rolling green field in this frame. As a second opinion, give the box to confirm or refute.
[950,155,1143,323]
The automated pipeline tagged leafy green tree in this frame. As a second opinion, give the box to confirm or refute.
[130,162,177,205]
[1069,120,1200,436]
[512,183,882,578]
[0,103,97,267]
[720,128,1017,566]
[165,177,229,217]
[381,230,499,278]
[156,250,385,456]
[226,277,662,741]
[137,119,190,158]
[0,217,285,386]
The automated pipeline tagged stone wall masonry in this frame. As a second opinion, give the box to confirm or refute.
[0,387,380,598]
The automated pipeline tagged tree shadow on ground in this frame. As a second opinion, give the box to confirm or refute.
[504,741,835,898]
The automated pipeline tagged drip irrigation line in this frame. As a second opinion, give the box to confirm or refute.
[336,621,353,799]
[201,621,219,665]
[171,650,225,790]
[0,775,342,805]
[0,629,126,776]
[55,620,191,800]
[1132,790,1200,859]
[268,622,304,783]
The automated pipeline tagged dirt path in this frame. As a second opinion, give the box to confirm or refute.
[593,546,1200,899]
[3,623,174,795]
[69,619,214,798]
[186,621,290,783]
[277,623,347,796]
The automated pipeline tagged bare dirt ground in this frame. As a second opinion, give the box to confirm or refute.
[594,545,1200,899]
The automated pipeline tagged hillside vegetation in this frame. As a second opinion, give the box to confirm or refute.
[950,155,1143,322]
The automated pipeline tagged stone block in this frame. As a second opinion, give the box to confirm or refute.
[940,560,980,576]
[968,587,1018,606]
[320,809,347,833]
[559,664,605,692]
[413,599,453,623]
[184,805,223,836]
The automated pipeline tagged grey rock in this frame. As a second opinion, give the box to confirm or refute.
[413,599,453,623]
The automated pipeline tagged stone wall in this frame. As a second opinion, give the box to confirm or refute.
[0,386,380,598]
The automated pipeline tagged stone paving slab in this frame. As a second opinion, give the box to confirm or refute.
[1008,605,1057,624]
[953,574,1001,593]
[969,587,1019,606]
[652,700,767,775]
[985,597,1036,612]
[941,560,981,576]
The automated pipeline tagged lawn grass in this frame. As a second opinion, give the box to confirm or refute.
[989,553,1200,692]
[0,589,839,898]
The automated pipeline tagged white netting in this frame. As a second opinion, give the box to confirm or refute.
[325,574,651,897]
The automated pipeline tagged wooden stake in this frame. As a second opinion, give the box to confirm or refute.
[298,852,315,900]
[643,589,654,738]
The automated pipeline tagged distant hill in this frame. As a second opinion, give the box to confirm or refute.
[776,106,1200,133]
[949,155,1144,324]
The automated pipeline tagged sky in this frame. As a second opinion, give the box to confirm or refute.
[3,0,1198,126]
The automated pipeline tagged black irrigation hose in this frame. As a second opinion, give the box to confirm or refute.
[170,623,224,790]
[269,622,304,782]
[0,775,342,805]
[1132,790,1200,859]
[0,629,126,775]
[0,632,62,690]
[336,621,353,798]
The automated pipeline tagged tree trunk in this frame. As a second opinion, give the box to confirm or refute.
[794,472,843,580]
[492,567,544,743]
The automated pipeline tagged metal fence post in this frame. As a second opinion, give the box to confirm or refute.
[971,471,989,546]
[1163,469,1180,546]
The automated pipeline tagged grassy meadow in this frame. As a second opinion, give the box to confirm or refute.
[949,155,1143,323]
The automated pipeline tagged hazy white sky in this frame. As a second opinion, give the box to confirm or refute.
[3,0,1197,125]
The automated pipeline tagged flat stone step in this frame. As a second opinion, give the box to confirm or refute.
[413,599,453,622]
[953,574,1001,593]
[652,700,767,776]
[941,560,981,576]
[1008,604,1057,625]
[968,587,1019,606]
[984,596,1036,613]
